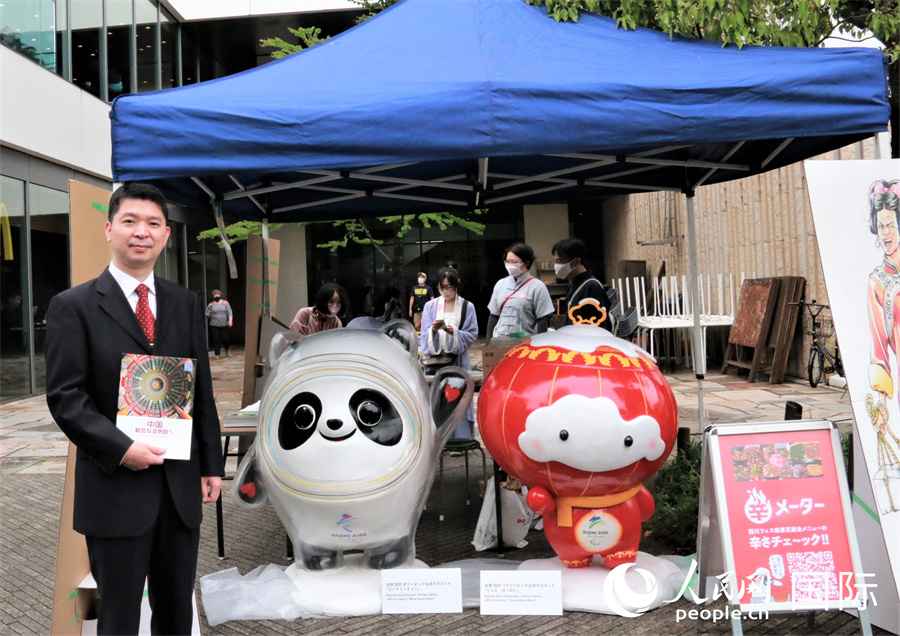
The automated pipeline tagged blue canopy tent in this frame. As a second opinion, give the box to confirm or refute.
[109,0,889,416]
[110,0,888,222]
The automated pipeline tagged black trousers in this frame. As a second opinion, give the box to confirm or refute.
[209,325,230,355]
[86,481,200,635]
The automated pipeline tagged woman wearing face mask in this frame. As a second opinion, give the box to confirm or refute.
[420,267,479,438]
[408,272,434,331]
[485,243,554,345]
[206,289,233,359]
[290,282,346,335]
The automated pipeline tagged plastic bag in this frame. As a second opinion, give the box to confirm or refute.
[471,477,534,550]
[200,564,312,625]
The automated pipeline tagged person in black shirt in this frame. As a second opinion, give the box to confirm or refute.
[408,272,434,331]
[551,238,613,331]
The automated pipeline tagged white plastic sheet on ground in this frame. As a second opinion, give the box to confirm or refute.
[201,553,693,623]
[520,553,687,614]
[200,564,311,625]
[283,554,429,616]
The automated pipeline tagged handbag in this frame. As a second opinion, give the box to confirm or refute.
[422,352,459,366]
[421,352,459,375]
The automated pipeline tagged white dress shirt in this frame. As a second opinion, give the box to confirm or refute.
[108,262,157,318]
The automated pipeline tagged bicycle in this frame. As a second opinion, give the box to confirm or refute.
[790,300,845,388]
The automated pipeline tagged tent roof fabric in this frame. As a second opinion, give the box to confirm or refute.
[110,0,890,221]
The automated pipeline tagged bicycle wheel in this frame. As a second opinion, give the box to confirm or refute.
[808,347,824,388]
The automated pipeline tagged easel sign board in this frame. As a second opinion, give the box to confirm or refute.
[702,421,871,619]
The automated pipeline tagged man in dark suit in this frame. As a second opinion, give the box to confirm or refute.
[45,183,224,635]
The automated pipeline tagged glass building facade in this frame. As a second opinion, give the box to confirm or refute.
[1,0,204,102]
[0,1,241,403]
[0,149,225,404]
[0,167,72,403]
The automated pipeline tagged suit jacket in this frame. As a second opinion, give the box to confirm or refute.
[45,268,225,538]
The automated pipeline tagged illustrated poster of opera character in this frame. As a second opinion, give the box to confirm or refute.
[866,178,900,514]
[807,158,900,618]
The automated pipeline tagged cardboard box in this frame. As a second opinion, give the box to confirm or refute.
[482,337,528,379]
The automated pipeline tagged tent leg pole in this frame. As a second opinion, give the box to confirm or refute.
[213,202,238,279]
[262,218,270,318]
[685,193,705,432]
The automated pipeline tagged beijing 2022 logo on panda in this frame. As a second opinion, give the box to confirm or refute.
[576,511,622,551]
[335,513,367,543]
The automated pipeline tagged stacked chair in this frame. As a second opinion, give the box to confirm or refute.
[610,273,740,367]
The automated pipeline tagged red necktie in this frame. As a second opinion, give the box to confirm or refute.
[135,284,155,345]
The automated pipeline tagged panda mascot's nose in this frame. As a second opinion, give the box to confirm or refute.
[326,419,343,430]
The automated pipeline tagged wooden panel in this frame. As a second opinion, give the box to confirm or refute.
[729,278,780,348]
[51,180,112,636]
[766,277,805,349]
[766,276,806,384]
[721,278,781,382]
[241,235,281,408]
[69,180,112,286]
[254,314,291,403]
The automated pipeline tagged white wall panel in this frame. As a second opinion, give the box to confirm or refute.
[164,0,355,21]
[1,47,112,180]
[80,94,114,178]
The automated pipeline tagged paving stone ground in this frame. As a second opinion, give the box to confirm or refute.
[0,343,883,635]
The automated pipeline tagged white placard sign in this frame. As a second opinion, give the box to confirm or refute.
[116,415,192,460]
[381,568,462,614]
[480,570,563,616]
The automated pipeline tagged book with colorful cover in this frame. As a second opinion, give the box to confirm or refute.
[117,354,195,418]
[116,354,196,459]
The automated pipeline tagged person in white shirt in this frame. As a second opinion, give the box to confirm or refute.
[485,242,554,345]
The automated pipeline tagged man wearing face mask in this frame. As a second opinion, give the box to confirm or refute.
[408,272,434,332]
[485,242,554,345]
[552,238,613,330]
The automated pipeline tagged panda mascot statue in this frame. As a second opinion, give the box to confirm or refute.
[233,319,473,571]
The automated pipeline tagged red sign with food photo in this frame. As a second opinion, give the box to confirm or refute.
[716,428,856,607]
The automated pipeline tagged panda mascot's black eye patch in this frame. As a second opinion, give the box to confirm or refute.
[279,392,322,450]
[350,389,402,446]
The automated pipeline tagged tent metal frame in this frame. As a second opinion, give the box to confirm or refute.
[207,141,764,220]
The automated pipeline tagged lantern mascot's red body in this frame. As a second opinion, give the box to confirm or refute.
[478,303,678,569]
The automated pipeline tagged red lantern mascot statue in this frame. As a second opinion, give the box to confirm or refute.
[478,300,678,569]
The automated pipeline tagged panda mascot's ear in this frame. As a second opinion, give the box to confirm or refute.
[381,319,418,358]
[232,443,267,509]
[430,367,474,439]
[268,329,303,369]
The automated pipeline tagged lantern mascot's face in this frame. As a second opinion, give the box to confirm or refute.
[478,319,678,569]
[233,320,473,570]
